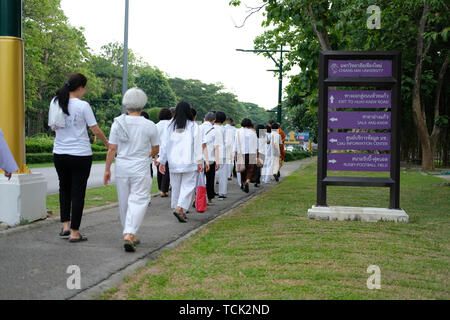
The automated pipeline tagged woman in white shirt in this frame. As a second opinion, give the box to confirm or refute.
[155,108,172,197]
[104,88,160,252]
[157,101,203,223]
[234,118,259,193]
[50,73,109,243]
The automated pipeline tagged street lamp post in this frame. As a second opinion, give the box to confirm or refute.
[122,0,129,114]
[236,45,289,124]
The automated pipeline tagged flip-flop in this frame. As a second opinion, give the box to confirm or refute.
[69,234,88,243]
[124,241,136,252]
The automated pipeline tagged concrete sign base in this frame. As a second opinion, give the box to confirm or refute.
[307,205,408,222]
[0,173,47,226]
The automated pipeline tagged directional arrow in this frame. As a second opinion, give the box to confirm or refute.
[330,95,335,104]
[329,139,338,143]
[328,159,337,164]
[329,117,338,122]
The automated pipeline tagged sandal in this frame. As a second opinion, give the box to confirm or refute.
[123,240,136,252]
[59,229,70,239]
[69,234,88,243]
[173,210,187,223]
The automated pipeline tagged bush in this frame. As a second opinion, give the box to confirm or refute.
[26,136,106,153]
[284,149,312,162]
[26,152,108,164]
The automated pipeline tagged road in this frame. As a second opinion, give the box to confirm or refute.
[32,163,116,195]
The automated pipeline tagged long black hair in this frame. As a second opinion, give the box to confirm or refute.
[55,73,87,115]
[171,101,193,130]
[255,124,265,138]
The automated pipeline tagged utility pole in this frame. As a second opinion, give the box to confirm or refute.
[122,0,129,114]
[236,45,289,124]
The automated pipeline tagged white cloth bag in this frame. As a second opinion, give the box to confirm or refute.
[48,98,66,131]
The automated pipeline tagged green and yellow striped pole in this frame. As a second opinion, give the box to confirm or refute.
[0,0,29,174]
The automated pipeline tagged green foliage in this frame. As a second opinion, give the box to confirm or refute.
[284,149,312,162]
[136,67,176,108]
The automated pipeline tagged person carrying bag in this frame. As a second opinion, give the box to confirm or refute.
[195,172,207,213]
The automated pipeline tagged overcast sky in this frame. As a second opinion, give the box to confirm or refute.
[60,0,294,110]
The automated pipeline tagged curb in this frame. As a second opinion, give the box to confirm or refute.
[70,177,276,300]
[0,193,160,238]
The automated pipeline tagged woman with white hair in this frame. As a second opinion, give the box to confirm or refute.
[104,88,160,252]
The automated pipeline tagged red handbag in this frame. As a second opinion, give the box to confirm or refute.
[195,173,207,213]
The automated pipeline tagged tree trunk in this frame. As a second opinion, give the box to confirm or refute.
[411,3,435,170]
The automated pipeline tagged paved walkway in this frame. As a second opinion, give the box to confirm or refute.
[0,159,314,300]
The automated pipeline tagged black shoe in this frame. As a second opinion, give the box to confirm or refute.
[173,211,187,223]
[228,178,232,181]
[218,195,227,200]
[254,183,260,188]
[69,234,88,243]
[277,171,280,178]
[274,174,279,182]
[59,229,70,239]
[124,241,136,252]
[244,183,249,193]
[240,184,244,190]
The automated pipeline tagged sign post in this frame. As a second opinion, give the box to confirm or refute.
[308,51,408,222]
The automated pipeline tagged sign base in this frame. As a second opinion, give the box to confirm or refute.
[0,173,47,226]
[307,205,408,222]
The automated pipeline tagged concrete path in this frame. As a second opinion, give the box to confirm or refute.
[0,158,314,300]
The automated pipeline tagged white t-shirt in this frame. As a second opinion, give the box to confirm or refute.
[52,98,97,156]
[201,121,216,163]
[109,116,160,177]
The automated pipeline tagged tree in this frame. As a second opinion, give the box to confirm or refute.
[135,67,176,108]
[231,0,449,170]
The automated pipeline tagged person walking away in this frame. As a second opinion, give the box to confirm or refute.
[277,122,286,179]
[270,123,282,182]
[49,73,109,243]
[224,118,236,181]
[104,88,159,252]
[234,118,258,193]
[213,111,228,200]
[254,124,267,187]
[201,112,219,204]
[157,101,203,222]
[0,127,18,180]
[262,125,273,183]
[155,108,172,197]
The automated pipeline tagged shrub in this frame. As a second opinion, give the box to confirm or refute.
[26,152,108,164]
[26,136,106,153]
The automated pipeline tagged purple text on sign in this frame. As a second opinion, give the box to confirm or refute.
[328,133,390,151]
[328,112,391,129]
[328,90,391,109]
[328,60,392,77]
[327,153,390,172]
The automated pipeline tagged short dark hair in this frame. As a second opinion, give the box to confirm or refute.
[226,117,233,123]
[268,119,275,125]
[271,123,279,130]
[215,111,226,123]
[141,111,149,120]
[158,108,172,121]
[241,118,253,128]
[266,125,272,133]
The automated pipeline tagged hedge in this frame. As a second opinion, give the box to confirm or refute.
[284,149,313,162]
[26,152,108,164]
[26,137,106,153]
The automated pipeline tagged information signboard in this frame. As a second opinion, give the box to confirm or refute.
[317,51,401,209]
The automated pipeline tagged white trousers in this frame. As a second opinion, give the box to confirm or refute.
[217,164,227,196]
[262,155,273,183]
[170,171,197,211]
[116,176,152,235]
[226,163,233,179]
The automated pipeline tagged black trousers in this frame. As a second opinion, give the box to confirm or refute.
[205,161,216,200]
[53,154,92,230]
[157,161,170,193]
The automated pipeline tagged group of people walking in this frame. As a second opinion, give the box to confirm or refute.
[47,73,286,252]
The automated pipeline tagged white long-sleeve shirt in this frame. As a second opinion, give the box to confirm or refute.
[233,128,258,155]
[159,120,202,173]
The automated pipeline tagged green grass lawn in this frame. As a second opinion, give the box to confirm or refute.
[46,179,159,216]
[99,162,450,300]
